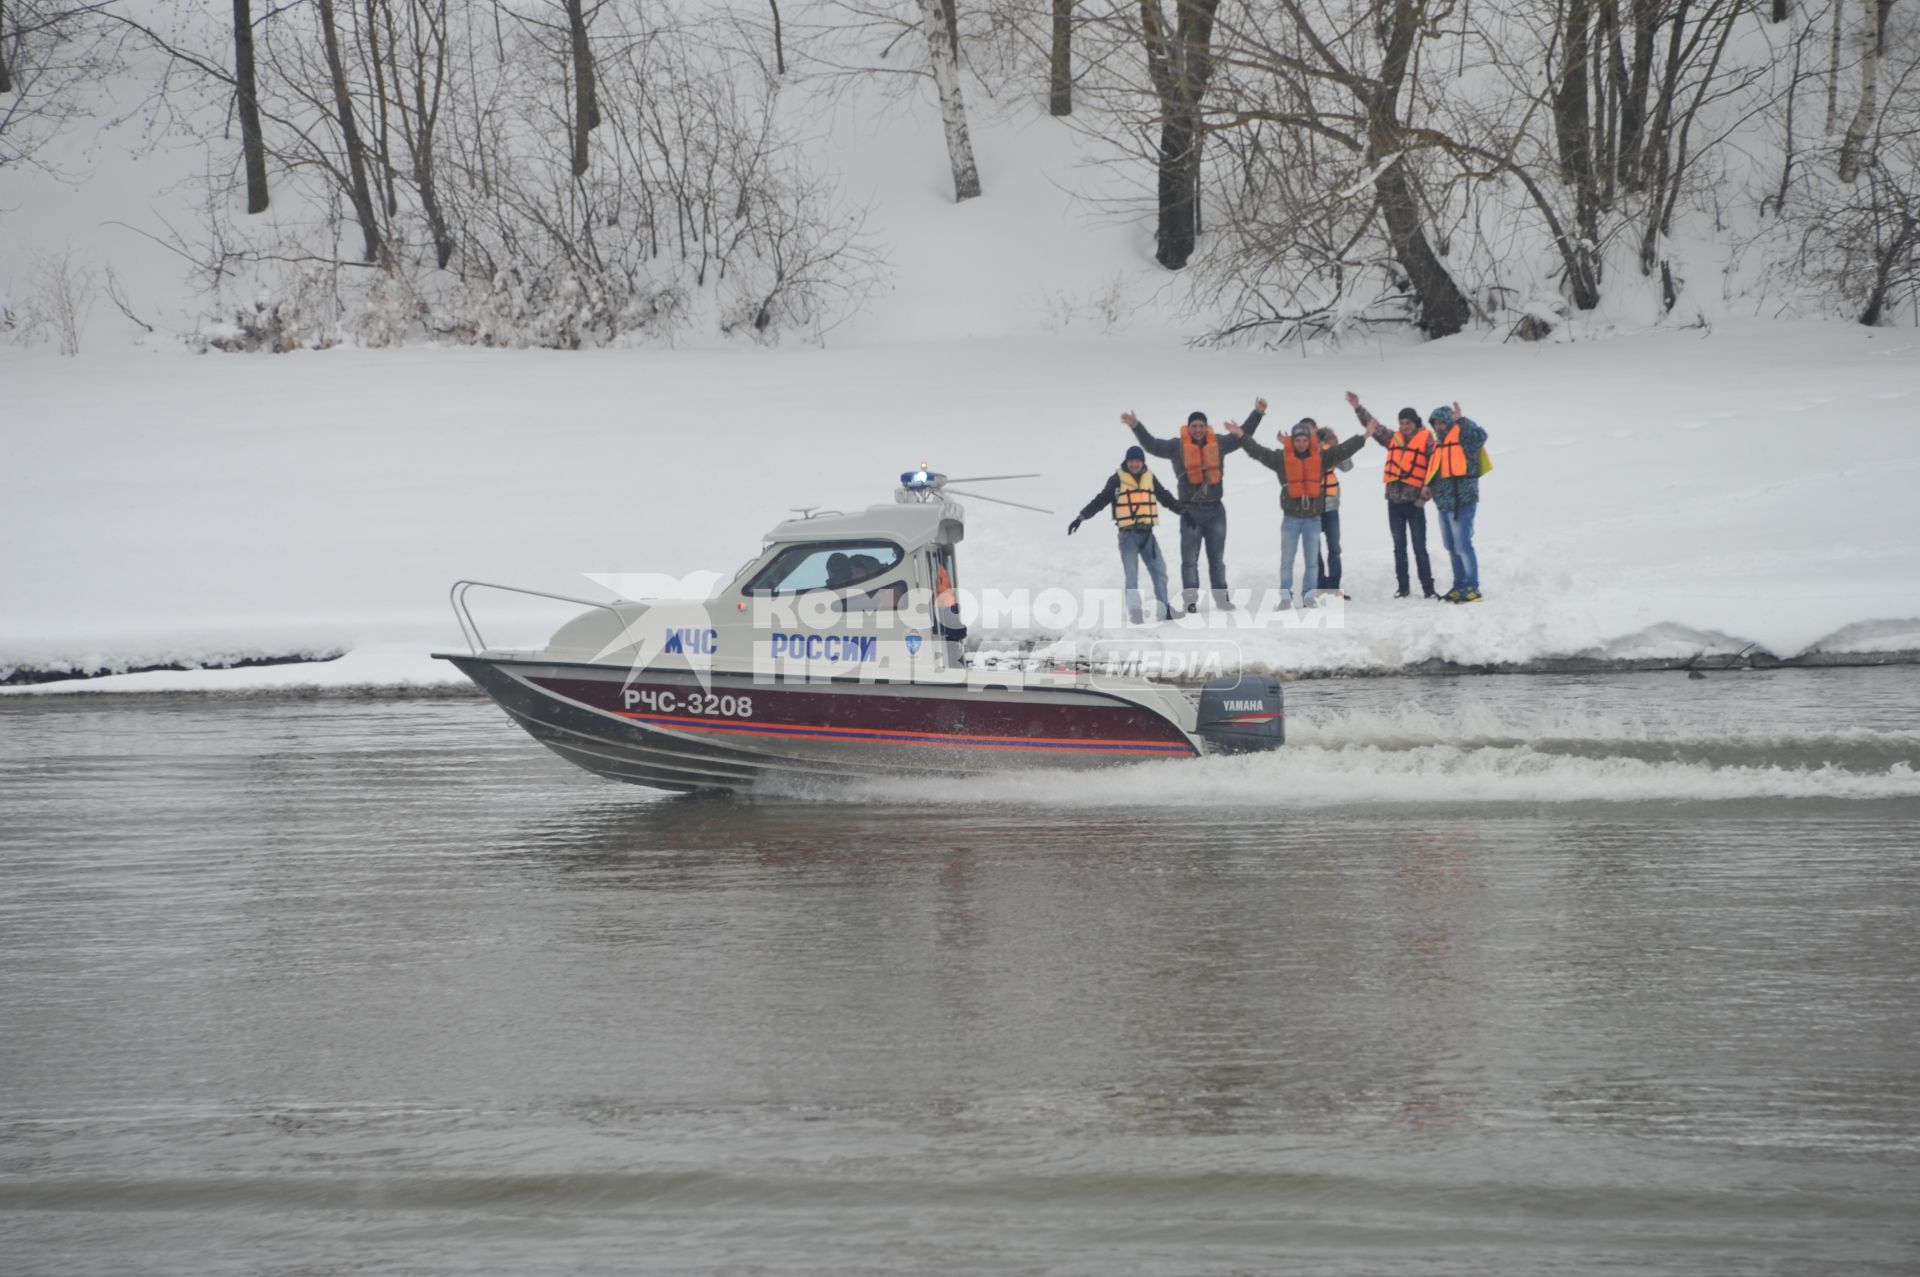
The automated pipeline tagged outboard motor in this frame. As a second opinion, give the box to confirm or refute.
[1195,674,1285,754]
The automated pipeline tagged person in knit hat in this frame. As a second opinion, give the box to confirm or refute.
[1420,402,1489,602]
[1227,415,1369,607]
[1347,390,1440,599]
[1069,444,1188,623]
[1121,397,1267,613]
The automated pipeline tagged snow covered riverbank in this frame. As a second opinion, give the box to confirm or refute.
[5,319,1918,693]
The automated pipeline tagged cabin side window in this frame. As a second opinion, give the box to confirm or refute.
[931,545,965,638]
[742,541,905,596]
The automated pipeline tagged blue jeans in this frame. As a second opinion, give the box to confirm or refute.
[1118,526,1172,619]
[1315,507,1343,590]
[1280,514,1321,598]
[1438,501,1479,592]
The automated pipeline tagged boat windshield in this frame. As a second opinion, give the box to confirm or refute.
[742,541,905,595]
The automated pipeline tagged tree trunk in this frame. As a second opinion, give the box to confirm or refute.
[233,0,269,211]
[769,0,786,75]
[1049,0,1071,115]
[1837,0,1881,181]
[1825,0,1843,132]
[1553,0,1595,184]
[0,0,11,95]
[1369,0,1471,336]
[1617,0,1658,188]
[316,0,384,263]
[365,0,397,217]
[1774,19,1800,212]
[1373,152,1471,334]
[919,0,980,201]
[566,0,598,177]
[1155,117,1200,267]
[411,0,455,268]
[1138,0,1219,270]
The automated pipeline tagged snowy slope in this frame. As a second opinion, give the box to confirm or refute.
[4,318,1916,691]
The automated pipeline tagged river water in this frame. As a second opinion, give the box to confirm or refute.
[2,668,1918,1274]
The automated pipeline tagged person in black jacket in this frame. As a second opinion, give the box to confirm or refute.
[1229,418,1369,606]
[1122,397,1267,613]
[1069,445,1187,623]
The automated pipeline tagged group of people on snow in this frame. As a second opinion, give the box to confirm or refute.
[1069,392,1489,622]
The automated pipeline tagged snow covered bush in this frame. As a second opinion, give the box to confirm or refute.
[8,248,96,355]
[129,0,884,350]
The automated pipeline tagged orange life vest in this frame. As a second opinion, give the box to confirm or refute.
[1114,466,1159,528]
[1280,434,1324,501]
[1180,428,1222,487]
[1428,424,1471,481]
[935,562,956,609]
[1383,426,1435,487]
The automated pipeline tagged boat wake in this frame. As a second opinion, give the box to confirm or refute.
[801,704,1920,808]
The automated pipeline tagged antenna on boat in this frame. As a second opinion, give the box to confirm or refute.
[898,467,1053,514]
[945,489,1054,513]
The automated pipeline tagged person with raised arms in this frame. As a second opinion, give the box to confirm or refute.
[1346,390,1441,600]
[1226,416,1369,608]
[1121,397,1267,614]
[1069,444,1188,624]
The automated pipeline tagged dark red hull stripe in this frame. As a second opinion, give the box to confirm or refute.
[616,711,1194,755]
[523,674,1198,755]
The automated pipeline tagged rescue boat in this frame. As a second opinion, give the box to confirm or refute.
[436,470,1283,794]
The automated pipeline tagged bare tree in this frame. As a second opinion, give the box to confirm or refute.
[0,0,120,177]
[1362,0,1470,334]
[315,0,385,263]
[1138,0,1218,269]
[920,0,982,200]
[565,0,598,176]
[233,0,269,211]
[377,0,455,267]
[1838,0,1884,180]
[1204,0,1468,330]
[1051,0,1071,113]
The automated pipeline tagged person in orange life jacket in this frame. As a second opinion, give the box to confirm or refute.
[1346,390,1440,599]
[1121,398,1267,614]
[1227,417,1368,607]
[1313,425,1357,600]
[1420,402,1488,603]
[1069,444,1188,623]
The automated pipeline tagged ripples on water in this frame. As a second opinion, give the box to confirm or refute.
[1,669,1917,1274]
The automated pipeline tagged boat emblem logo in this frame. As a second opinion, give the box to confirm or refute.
[906,634,923,655]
